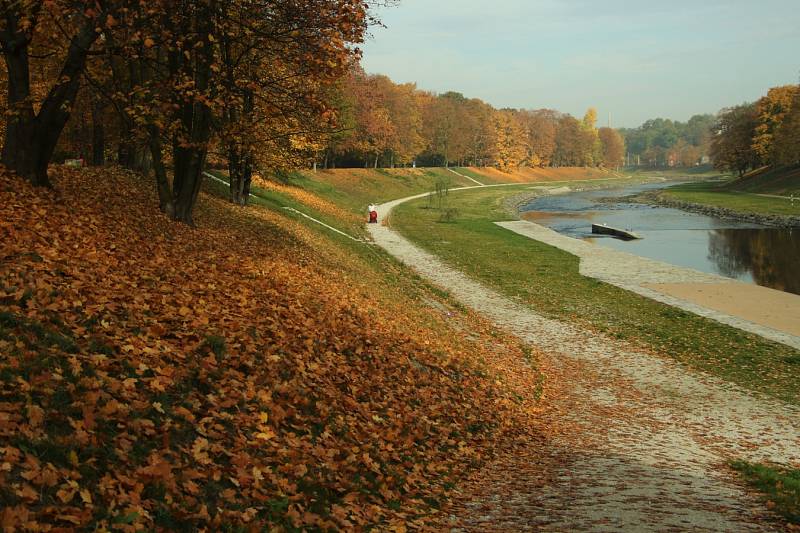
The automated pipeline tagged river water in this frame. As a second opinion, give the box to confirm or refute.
[520,181,800,295]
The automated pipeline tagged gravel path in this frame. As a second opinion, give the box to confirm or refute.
[368,195,800,532]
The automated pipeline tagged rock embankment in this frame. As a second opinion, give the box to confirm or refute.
[634,191,800,228]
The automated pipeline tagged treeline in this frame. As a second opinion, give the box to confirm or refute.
[0,0,372,223]
[1,2,628,226]
[620,114,715,168]
[321,68,626,171]
[709,84,800,175]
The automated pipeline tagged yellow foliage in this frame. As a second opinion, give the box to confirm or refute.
[752,85,800,163]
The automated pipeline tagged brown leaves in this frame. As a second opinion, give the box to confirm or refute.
[0,166,539,529]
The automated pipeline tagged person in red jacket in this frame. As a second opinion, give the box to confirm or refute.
[368,203,378,223]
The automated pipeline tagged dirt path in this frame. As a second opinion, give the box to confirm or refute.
[369,196,800,531]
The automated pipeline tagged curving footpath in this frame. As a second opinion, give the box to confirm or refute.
[368,192,800,532]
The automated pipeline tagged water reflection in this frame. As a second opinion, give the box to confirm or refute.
[708,228,800,295]
[521,183,800,295]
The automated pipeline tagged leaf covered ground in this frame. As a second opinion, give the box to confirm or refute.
[0,167,544,531]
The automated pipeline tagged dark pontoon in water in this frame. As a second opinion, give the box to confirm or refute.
[591,223,642,240]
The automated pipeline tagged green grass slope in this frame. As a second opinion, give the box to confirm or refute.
[725,164,800,195]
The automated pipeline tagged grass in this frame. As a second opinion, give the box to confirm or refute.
[200,170,500,337]
[203,170,366,238]
[726,164,800,195]
[624,164,726,179]
[287,167,475,217]
[448,167,492,183]
[660,181,800,217]
[391,185,800,405]
[731,461,800,524]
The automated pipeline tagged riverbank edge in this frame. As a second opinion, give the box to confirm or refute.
[498,177,685,219]
[490,183,800,350]
[629,191,800,228]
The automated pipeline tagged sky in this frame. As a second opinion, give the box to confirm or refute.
[360,0,800,128]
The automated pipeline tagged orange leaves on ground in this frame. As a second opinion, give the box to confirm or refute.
[252,173,360,225]
[0,165,539,529]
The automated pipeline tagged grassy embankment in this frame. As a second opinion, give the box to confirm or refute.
[657,164,800,217]
[286,166,620,217]
[0,166,547,530]
[624,164,725,180]
[291,165,800,527]
[730,461,800,525]
[386,184,800,406]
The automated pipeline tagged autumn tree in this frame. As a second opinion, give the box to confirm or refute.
[421,92,471,166]
[772,89,800,166]
[709,103,760,175]
[669,140,701,167]
[341,70,395,167]
[492,109,526,171]
[751,85,799,164]
[598,127,624,168]
[462,98,496,166]
[381,78,424,167]
[552,115,583,167]
[215,1,369,205]
[518,109,557,167]
[95,0,370,220]
[0,0,121,186]
[580,107,601,166]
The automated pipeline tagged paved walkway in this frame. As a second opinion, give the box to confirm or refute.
[368,195,800,532]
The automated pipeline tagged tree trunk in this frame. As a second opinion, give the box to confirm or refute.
[229,147,242,204]
[91,96,105,166]
[1,15,101,186]
[1,28,40,184]
[148,125,174,216]
[240,154,252,206]
[228,145,253,207]
[172,148,206,225]
[169,2,214,225]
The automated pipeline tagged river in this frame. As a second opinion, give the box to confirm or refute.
[519,181,800,295]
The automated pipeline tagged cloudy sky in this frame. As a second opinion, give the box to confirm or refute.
[360,0,800,127]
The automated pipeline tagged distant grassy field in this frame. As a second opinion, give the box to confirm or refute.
[391,185,800,405]
[660,181,800,217]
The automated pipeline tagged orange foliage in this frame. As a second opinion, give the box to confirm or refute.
[467,166,617,184]
[0,167,538,529]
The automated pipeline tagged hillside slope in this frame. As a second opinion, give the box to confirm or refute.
[0,167,542,530]
[287,166,623,220]
[725,164,800,194]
